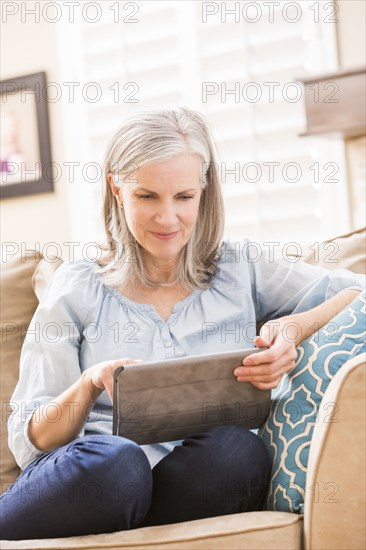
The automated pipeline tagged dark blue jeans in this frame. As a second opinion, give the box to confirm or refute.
[0,426,272,540]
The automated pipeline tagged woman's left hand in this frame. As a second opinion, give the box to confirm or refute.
[234,318,299,390]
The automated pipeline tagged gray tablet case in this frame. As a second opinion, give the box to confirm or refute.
[112,348,271,444]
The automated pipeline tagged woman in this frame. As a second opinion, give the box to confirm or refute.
[1,108,363,540]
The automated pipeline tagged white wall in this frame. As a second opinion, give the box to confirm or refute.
[1,0,364,261]
[0,5,71,261]
[336,0,366,68]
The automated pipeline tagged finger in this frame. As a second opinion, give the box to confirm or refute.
[254,335,271,348]
[236,351,296,377]
[243,349,275,366]
[240,348,295,375]
[236,370,283,386]
[107,360,144,400]
[235,361,282,378]
[235,360,295,383]
[250,380,281,390]
[243,341,290,366]
[259,321,281,344]
[235,371,283,389]
[117,358,144,364]
[235,361,283,381]
[111,359,144,371]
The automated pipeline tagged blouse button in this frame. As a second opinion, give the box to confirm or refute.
[165,341,172,348]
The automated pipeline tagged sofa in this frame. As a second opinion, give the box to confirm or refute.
[1,227,365,550]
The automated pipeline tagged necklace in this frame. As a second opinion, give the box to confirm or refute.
[144,277,179,287]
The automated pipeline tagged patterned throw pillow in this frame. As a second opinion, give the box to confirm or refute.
[258,290,366,514]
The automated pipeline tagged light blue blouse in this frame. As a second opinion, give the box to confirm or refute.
[8,239,365,470]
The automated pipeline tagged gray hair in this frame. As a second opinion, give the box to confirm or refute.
[93,107,225,291]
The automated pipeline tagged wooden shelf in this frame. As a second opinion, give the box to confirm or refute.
[297,67,366,138]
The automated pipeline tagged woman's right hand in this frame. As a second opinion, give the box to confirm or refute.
[29,357,143,453]
[83,358,144,403]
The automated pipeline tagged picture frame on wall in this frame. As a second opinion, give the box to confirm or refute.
[0,71,54,199]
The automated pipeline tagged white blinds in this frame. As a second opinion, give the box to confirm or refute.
[58,0,349,248]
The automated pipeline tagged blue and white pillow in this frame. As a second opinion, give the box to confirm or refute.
[258,290,366,514]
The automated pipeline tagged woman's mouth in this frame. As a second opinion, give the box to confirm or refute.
[151,231,179,240]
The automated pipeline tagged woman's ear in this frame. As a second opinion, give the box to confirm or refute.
[107,172,123,206]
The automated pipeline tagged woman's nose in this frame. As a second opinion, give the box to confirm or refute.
[155,203,179,224]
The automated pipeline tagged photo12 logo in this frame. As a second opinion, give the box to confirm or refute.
[1,2,140,24]
[201,2,339,24]
[1,80,140,105]
[202,81,339,105]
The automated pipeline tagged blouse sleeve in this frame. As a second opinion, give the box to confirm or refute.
[241,239,365,323]
[8,260,97,470]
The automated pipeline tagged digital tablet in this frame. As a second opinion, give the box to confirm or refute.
[112,348,271,445]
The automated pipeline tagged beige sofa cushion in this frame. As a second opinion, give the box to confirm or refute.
[1,511,302,549]
[0,252,43,493]
[302,226,366,273]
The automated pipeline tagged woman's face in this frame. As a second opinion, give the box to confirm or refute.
[110,153,203,264]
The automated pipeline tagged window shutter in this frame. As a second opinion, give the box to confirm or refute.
[59,0,348,250]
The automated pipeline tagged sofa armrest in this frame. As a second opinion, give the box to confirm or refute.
[304,353,366,550]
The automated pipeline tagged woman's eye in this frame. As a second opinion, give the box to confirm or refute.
[138,195,194,200]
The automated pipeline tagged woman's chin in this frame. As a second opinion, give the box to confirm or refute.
[145,239,184,259]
